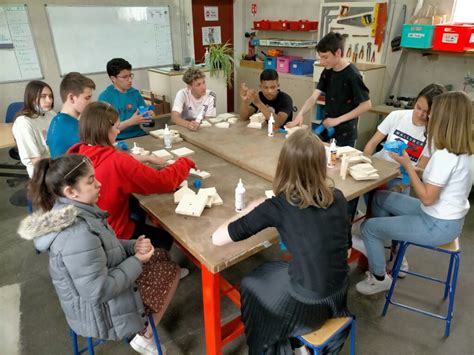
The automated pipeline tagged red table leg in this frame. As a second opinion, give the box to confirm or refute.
[201,265,222,355]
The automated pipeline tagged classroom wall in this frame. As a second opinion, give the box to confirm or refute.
[234,0,473,107]
[0,0,195,119]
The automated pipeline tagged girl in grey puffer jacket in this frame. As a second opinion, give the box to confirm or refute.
[18,154,177,354]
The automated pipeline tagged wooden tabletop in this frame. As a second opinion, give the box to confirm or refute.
[174,121,399,201]
[132,136,277,273]
[0,123,15,149]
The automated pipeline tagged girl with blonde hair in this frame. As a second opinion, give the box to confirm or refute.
[213,129,351,354]
[356,91,473,295]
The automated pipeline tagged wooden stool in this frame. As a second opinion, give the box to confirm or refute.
[382,238,460,337]
[297,317,356,354]
[70,314,163,355]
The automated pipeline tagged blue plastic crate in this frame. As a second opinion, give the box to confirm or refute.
[264,57,277,70]
[289,59,315,75]
[401,24,435,49]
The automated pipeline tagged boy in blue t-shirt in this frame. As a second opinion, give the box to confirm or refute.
[98,58,153,140]
[47,72,95,157]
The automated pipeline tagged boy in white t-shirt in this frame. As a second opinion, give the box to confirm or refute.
[364,84,445,193]
[171,68,216,131]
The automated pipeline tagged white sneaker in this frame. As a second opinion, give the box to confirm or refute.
[356,272,392,295]
[397,256,409,278]
[294,345,311,354]
[179,268,190,279]
[130,334,157,354]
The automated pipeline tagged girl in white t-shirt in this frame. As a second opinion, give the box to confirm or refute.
[364,83,445,193]
[12,81,56,178]
[356,91,473,295]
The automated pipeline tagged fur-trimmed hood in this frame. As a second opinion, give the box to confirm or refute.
[17,198,108,252]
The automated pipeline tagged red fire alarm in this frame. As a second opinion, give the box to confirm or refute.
[251,4,257,16]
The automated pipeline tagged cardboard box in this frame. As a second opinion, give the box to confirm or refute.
[240,59,264,70]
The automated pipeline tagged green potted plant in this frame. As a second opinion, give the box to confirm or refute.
[207,41,235,88]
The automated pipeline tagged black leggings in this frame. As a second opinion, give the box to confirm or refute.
[129,196,174,250]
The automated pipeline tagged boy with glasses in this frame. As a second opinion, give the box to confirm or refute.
[99,58,152,139]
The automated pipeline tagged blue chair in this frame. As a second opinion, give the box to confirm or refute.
[69,314,163,355]
[3,101,28,187]
[382,238,460,337]
[297,317,356,355]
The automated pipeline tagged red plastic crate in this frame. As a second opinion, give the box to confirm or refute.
[299,20,318,31]
[288,21,300,31]
[270,20,288,30]
[432,23,474,52]
[253,20,270,30]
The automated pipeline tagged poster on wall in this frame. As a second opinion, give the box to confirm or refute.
[202,26,221,45]
[204,6,218,21]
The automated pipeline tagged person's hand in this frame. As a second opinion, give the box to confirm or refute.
[135,246,154,263]
[134,235,153,254]
[129,110,152,126]
[285,114,303,128]
[187,120,200,131]
[389,150,411,168]
[248,89,259,105]
[146,110,155,118]
[240,83,251,102]
[323,117,341,128]
[144,155,167,166]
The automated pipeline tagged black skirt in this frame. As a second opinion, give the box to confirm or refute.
[240,261,350,355]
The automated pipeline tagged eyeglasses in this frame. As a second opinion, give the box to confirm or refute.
[64,157,89,178]
[116,73,134,80]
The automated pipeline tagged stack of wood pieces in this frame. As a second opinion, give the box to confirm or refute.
[130,142,150,156]
[348,162,379,181]
[149,128,183,143]
[247,112,266,129]
[337,147,375,180]
[174,181,223,217]
[208,113,239,128]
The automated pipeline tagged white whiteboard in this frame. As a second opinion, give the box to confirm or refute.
[46,6,174,75]
[0,5,43,83]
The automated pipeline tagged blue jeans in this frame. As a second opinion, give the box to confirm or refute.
[361,190,464,275]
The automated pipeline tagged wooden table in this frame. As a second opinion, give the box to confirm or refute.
[0,123,15,149]
[174,121,400,201]
[131,125,399,355]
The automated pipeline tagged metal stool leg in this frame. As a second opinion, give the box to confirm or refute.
[445,253,460,337]
[382,241,407,316]
[86,338,95,355]
[350,320,356,355]
[148,315,163,355]
[70,328,79,355]
[443,253,455,300]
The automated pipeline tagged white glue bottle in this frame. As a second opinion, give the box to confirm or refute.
[163,124,172,149]
[327,138,337,168]
[267,113,275,137]
[235,178,246,212]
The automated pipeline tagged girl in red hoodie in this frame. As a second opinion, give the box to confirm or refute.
[68,102,195,251]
